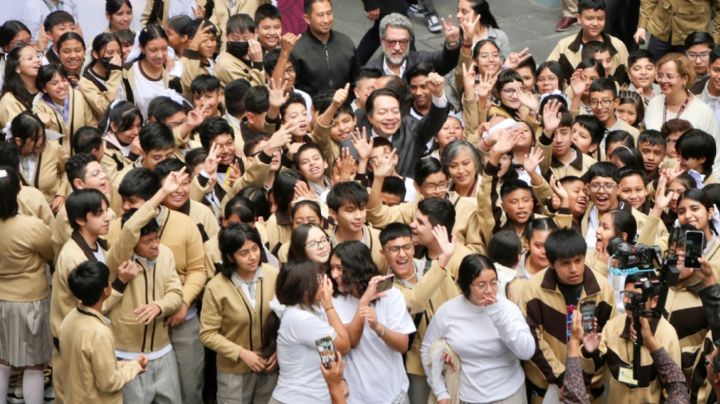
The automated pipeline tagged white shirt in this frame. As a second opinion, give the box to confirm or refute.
[272,305,336,404]
[21,0,80,40]
[333,288,416,403]
[421,295,534,402]
[403,177,417,202]
[168,0,196,19]
[132,62,169,119]
[382,58,407,77]
[230,268,263,309]
[701,82,720,124]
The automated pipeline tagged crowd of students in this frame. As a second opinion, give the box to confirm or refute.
[2,0,720,403]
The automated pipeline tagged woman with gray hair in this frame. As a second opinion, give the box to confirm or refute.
[442,139,483,198]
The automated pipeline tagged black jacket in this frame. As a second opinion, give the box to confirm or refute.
[292,30,360,96]
[361,0,407,13]
[365,45,461,77]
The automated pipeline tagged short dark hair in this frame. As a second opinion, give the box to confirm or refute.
[616,167,647,186]
[677,129,717,174]
[225,79,251,117]
[711,46,720,64]
[457,254,497,299]
[263,48,296,79]
[57,31,85,51]
[72,126,103,155]
[617,90,645,125]
[226,13,255,34]
[524,217,559,243]
[121,207,160,236]
[573,115,605,146]
[354,67,382,86]
[255,3,282,24]
[638,130,666,147]
[536,61,565,91]
[101,100,144,134]
[628,49,655,67]
[36,64,67,92]
[381,176,406,201]
[581,41,612,60]
[218,223,266,277]
[199,117,234,150]
[545,229,587,264]
[147,96,188,123]
[239,186,270,220]
[604,130,635,155]
[414,157,445,186]
[118,167,161,201]
[609,146,644,171]
[327,181,369,211]
[488,230,521,268]
[0,166,20,219]
[582,162,617,184]
[280,92,307,120]
[224,195,256,223]
[366,88,400,116]
[379,222,413,246]
[191,74,222,97]
[304,0,332,14]
[588,77,617,98]
[68,261,110,306]
[683,31,714,50]
[500,179,532,199]
[44,10,75,33]
[576,58,606,78]
[660,118,693,140]
[417,197,455,232]
[404,62,434,83]
[244,86,270,114]
[577,0,605,14]
[139,122,175,153]
[65,153,98,190]
[65,189,109,230]
[295,143,325,169]
[153,158,187,181]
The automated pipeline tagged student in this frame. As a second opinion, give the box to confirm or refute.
[122,24,172,118]
[190,74,223,122]
[0,44,42,128]
[78,33,125,122]
[581,272,681,402]
[200,223,279,403]
[0,20,31,91]
[326,181,385,271]
[547,0,628,75]
[216,14,265,88]
[604,129,635,159]
[700,47,720,123]
[312,82,357,168]
[111,167,208,404]
[115,28,135,63]
[487,229,523,301]
[567,58,605,115]
[380,176,406,206]
[34,64,96,155]
[609,145,644,170]
[677,189,720,271]
[330,241,416,403]
[581,40,616,78]
[520,229,615,403]
[676,129,718,186]
[535,61,565,96]
[106,0,133,32]
[626,49,659,104]
[405,63,435,120]
[617,168,651,212]
[352,68,382,113]
[539,108,597,179]
[616,90,645,129]
[0,166,54,404]
[588,78,640,140]
[255,4,282,51]
[586,208,637,276]
[133,122,176,172]
[519,217,558,279]
[637,130,666,182]
[571,114,605,160]
[39,10,76,65]
[99,101,143,175]
[366,137,416,201]
[180,20,220,98]
[222,78,251,152]
[56,32,86,86]
[660,118,692,160]
[59,261,147,403]
[283,218,330,267]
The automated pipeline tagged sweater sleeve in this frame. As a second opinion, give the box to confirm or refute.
[366,200,417,229]
[420,311,451,401]
[181,225,209,306]
[398,262,449,314]
[90,331,143,393]
[199,284,245,361]
[155,254,184,316]
[487,298,536,360]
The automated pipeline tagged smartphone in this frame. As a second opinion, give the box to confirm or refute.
[315,336,337,369]
[376,275,395,293]
[580,301,596,333]
[685,230,704,269]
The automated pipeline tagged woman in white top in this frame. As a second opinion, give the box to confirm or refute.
[266,260,350,404]
[421,254,535,404]
[122,24,171,118]
[330,241,416,404]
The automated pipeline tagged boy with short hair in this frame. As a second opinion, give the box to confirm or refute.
[296,143,331,197]
[581,41,615,78]
[242,86,272,139]
[547,0,628,76]
[588,78,640,140]
[352,67,382,112]
[539,111,597,179]
[572,115,605,159]
[520,229,615,403]
[380,176,407,206]
[254,4,282,51]
[190,74,223,120]
[379,222,460,404]
[216,14,265,87]
[637,130,666,182]
[59,261,146,403]
[41,10,77,64]
[405,62,435,120]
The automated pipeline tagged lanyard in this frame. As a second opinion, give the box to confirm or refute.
[662,92,691,123]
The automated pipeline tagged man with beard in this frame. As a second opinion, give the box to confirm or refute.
[364,13,461,78]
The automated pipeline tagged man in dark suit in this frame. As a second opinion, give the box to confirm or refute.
[364,13,461,78]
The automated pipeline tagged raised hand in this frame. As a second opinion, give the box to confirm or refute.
[188,21,214,51]
[459,15,481,41]
[570,70,587,98]
[475,72,497,100]
[162,167,189,194]
[332,83,350,107]
[518,88,539,112]
[491,130,519,156]
[320,275,334,309]
[280,32,300,53]
[425,72,446,98]
[542,98,562,135]
[186,106,208,129]
[461,62,477,96]
[653,173,673,211]
[570,309,584,343]
[550,174,570,208]
[264,122,295,155]
[503,48,531,70]
[351,127,373,162]
[247,39,263,63]
[523,147,545,174]
[202,143,221,177]
[332,147,358,184]
[360,275,386,305]
[369,148,397,178]
[293,180,318,201]
[441,15,461,44]
[118,260,139,283]
[267,77,290,108]
[431,225,455,268]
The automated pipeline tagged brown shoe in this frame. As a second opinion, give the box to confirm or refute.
[555,17,578,32]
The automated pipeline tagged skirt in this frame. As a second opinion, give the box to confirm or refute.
[0,297,52,367]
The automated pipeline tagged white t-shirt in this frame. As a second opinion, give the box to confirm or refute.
[132,62,168,119]
[272,305,336,404]
[333,288,416,404]
[21,0,79,41]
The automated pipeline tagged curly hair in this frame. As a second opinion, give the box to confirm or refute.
[330,241,379,298]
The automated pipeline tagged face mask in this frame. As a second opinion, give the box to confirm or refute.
[101,56,113,68]
[226,41,249,60]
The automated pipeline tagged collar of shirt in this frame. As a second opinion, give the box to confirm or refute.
[231,267,264,289]
[382,57,407,77]
[371,128,393,143]
[224,112,241,129]
[550,146,583,170]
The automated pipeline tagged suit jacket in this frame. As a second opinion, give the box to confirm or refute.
[365,45,461,77]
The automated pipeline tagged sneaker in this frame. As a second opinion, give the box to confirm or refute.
[427,14,442,34]
[407,4,428,17]
[555,17,578,32]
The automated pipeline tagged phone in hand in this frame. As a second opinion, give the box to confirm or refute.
[684,230,704,269]
[375,275,395,293]
[315,336,337,369]
[580,301,596,333]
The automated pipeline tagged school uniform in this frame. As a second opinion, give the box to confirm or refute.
[0,92,30,128]
[78,65,125,122]
[58,305,144,404]
[520,266,615,402]
[122,62,170,118]
[328,224,387,273]
[264,211,293,255]
[102,133,138,179]
[33,89,97,155]
[536,133,596,180]
[547,30,629,75]
[202,0,272,41]
[18,139,70,205]
[581,204,670,253]
[176,199,221,243]
[17,185,55,230]
[180,49,217,98]
[200,264,279,403]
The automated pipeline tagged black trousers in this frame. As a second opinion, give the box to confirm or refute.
[604,0,640,52]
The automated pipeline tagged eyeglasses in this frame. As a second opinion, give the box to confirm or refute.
[470,279,499,290]
[306,238,330,250]
[587,182,617,192]
[384,38,410,47]
[589,99,613,108]
[422,181,448,192]
[687,52,711,61]
[386,243,414,254]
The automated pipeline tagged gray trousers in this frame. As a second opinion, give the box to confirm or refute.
[409,373,430,404]
[122,350,181,404]
[461,382,527,404]
[170,315,204,404]
[217,371,277,404]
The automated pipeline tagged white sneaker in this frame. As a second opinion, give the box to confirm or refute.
[427,14,442,33]
[407,4,428,17]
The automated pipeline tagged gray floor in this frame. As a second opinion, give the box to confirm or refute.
[333,0,580,66]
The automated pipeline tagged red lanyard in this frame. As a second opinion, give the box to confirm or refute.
[663,92,691,123]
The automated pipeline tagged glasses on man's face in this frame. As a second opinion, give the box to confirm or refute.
[386,244,413,254]
[687,51,711,61]
[470,279,499,290]
[422,181,448,192]
[587,182,617,192]
[306,238,330,250]
[589,98,613,108]
[384,38,410,47]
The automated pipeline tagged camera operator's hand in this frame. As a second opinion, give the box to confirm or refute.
[630,316,661,353]
[696,257,717,288]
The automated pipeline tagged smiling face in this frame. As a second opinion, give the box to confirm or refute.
[257,17,282,49]
[629,57,656,90]
[108,2,133,31]
[331,202,366,234]
[417,172,449,199]
[330,254,347,293]
[596,213,617,252]
[330,112,356,143]
[382,235,415,279]
[710,58,720,94]
[678,198,712,233]
[618,174,647,209]
[502,188,534,225]
[369,95,402,136]
[410,210,435,247]
[563,179,588,217]
[615,102,638,126]
[59,39,85,73]
[43,71,70,104]
[211,133,236,166]
[499,81,523,109]
[297,147,327,182]
[528,229,551,269]
[112,116,142,145]
[657,60,689,96]
[162,174,190,209]
[304,226,331,264]
[589,89,617,124]
[305,0,334,37]
[667,179,687,212]
[409,74,431,110]
[587,176,618,213]
[537,67,560,94]
[436,116,462,149]
[448,148,478,190]
[578,8,605,39]
[141,37,169,68]
[283,102,309,136]
[475,42,502,76]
